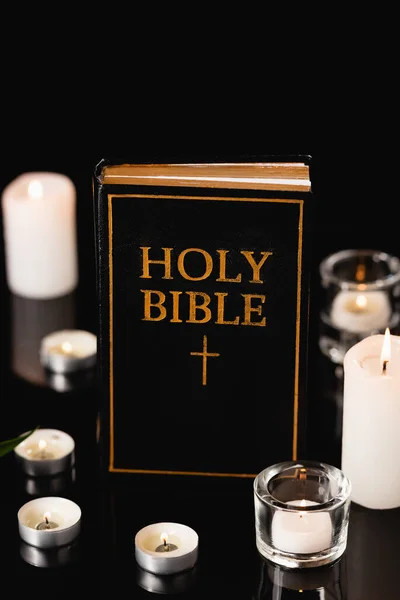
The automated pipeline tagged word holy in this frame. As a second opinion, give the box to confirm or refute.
[139,247,273,326]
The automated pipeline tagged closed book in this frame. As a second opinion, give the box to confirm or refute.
[93,156,313,478]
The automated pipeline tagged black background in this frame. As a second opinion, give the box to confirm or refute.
[0,151,399,596]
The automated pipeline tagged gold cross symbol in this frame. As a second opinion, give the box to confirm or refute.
[190,335,220,386]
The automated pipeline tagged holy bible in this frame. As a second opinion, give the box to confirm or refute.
[93,156,313,478]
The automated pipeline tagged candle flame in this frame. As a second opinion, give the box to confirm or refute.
[355,294,367,309]
[38,440,47,451]
[28,180,43,200]
[61,342,73,354]
[381,327,391,372]
[160,532,169,544]
[299,498,307,519]
[355,263,366,282]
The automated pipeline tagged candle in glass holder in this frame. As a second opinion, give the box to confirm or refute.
[330,290,391,333]
[1,172,78,299]
[271,499,332,554]
[254,461,351,569]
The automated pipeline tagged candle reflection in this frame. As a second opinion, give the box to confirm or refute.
[20,466,76,497]
[346,503,400,600]
[136,565,197,595]
[20,539,80,569]
[253,555,346,599]
[11,292,76,386]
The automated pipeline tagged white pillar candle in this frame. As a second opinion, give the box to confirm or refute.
[330,290,391,333]
[271,500,332,554]
[1,172,78,299]
[341,329,400,509]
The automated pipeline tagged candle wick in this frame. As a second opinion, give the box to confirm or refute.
[163,539,168,549]
[45,516,49,525]
[383,360,388,374]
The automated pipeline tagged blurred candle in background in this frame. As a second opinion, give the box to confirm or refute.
[1,172,78,299]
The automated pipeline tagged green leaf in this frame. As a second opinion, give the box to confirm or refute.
[0,426,40,458]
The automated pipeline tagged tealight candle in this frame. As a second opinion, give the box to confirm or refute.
[330,290,391,333]
[342,328,400,509]
[271,499,332,554]
[40,329,97,374]
[135,522,199,575]
[18,497,81,549]
[1,172,78,299]
[14,428,75,476]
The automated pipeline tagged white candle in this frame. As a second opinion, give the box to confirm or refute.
[135,522,199,575]
[40,329,97,374]
[271,500,332,554]
[341,329,400,509]
[13,428,75,476]
[330,290,391,333]
[18,497,81,549]
[1,172,78,299]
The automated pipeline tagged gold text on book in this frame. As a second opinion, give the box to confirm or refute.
[140,247,272,283]
[139,247,273,327]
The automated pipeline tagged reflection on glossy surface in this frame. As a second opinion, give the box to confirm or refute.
[253,555,346,599]
[19,539,80,568]
[306,347,344,468]
[346,502,400,600]
[11,292,76,386]
[19,466,76,497]
[136,565,198,595]
[44,366,96,393]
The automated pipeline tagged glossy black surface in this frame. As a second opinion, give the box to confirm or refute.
[1,154,400,597]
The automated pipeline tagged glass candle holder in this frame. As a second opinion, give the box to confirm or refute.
[319,249,400,364]
[253,461,351,569]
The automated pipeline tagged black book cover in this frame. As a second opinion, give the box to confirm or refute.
[93,156,313,478]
